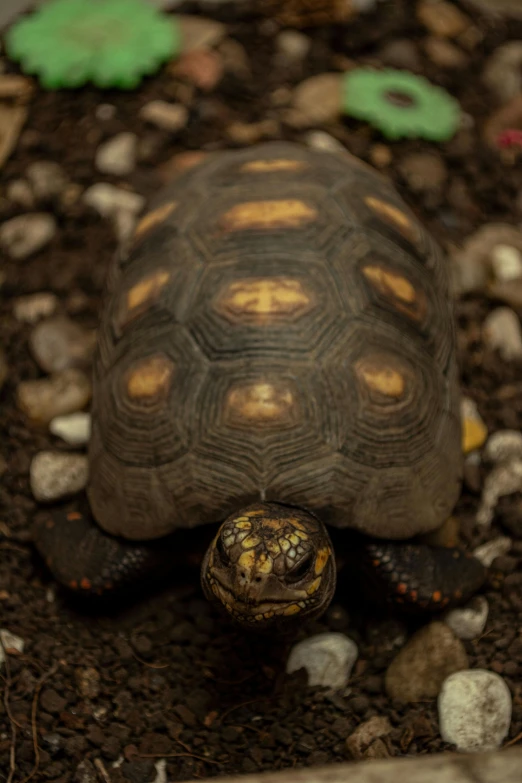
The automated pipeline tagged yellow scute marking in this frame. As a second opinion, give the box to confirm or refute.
[256,556,273,575]
[234,518,252,530]
[314,548,331,576]
[122,269,170,326]
[216,277,312,323]
[126,355,174,401]
[355,356,406,399]
[220,200,317,232]
[135,201,177,240]
[363,265,415,303]
[240,159,307,173]
[242,534,261,549]
[226,382,297,425]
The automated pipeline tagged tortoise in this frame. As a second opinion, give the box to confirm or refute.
[34,141,486,631]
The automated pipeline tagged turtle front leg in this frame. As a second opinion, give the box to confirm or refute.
[32,501,178,597]
[353,538,487,613]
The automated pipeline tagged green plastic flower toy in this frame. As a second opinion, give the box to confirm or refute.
[5,0,180,90]
[342,68,460,142]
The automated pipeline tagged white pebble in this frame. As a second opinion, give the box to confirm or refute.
[304,130,347,154]
[286,632,358,690]
[139,101,189,132]
[49,412,91,446]
[13,292,58,323]
[483,430,522,464]
[483,307,522,361]
[29,316,96,374]
[26,161,68,201]
[95,132,137,176]
[30,451,89,502]
[443,596,489,640]
[16,368,91,426]
[83,183,145,218]
[0,213,56,259]
[276,31,311,61]
[474,536,513,567]
[491,244,522,282]
[0,630,24,666]
[438,669,512,752]
[476,460,522,526]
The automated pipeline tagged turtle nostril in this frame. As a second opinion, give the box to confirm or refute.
[255,576,262,583]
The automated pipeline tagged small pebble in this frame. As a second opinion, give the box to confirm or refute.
[30,450,89,502]
[7,179,34,208]
[276,31,311,61]
[13,292,58,323]
[16,368,92,426]
[474,536,513,567]
[483,42,522,105]
[417,1,471,37]
[287,74,341,128]
[75,667,101,699]
[176,15,226,52]
[95,132,137,176]
[477,459,522,526]
[83,183,145,219]
[491,243,522,282]
[49,412,91,446]
[398,152,447,192]
[0,213,56,259]
[286,632,358,690]
[0,630,24,665]
[385,622,468,703]
[304,130,346,154]
[452,223,522,296]
[438,669,512,752]
[30,316,96,374]
[483,430,522,464]
[423,36,468,69]
[139,101,189,132]
[345,716,392,760]
[169,49,224,92]
[443,596,489,640]
[483,307,522,361]
[26,161,68,201]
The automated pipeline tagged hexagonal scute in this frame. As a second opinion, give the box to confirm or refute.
[185,180,354,266]
[91,323,208,471]
[187,255,350,361]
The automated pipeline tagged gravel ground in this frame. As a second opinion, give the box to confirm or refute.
[1,2,522,782]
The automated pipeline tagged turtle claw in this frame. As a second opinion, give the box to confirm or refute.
[359,541,487,613]
[32,505,170,597]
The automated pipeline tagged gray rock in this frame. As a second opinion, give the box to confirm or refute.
[491,243,522,282]
[95,132,138,176]
[346,716,392,760]
[483,42,522,104]
[13,291,58,323]
[140,101,189,133]
[0,213,56,259]
[29,316,97,373]
[26,161,68,201]
[30,450,89,502]
[0,629,24,666]
[477,459,522,526]
[443,596,489,640]
[474,536,513,567]
[16,368,92,426]
[286,632,358,690]
[49,412,91,446]
[483,307,522,361]
[438,669,512,752]
[385,622,468,703]
[483,430,522,464]
[83,183,145,218]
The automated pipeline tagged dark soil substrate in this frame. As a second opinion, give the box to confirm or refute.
[1,2,522,782]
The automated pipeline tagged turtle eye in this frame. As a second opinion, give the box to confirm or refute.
[286,552,314,584]
[215,534,230,565]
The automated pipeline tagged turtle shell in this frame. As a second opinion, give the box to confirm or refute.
[88,142,462,542]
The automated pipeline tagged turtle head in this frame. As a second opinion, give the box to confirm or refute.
[201,502,336,632]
